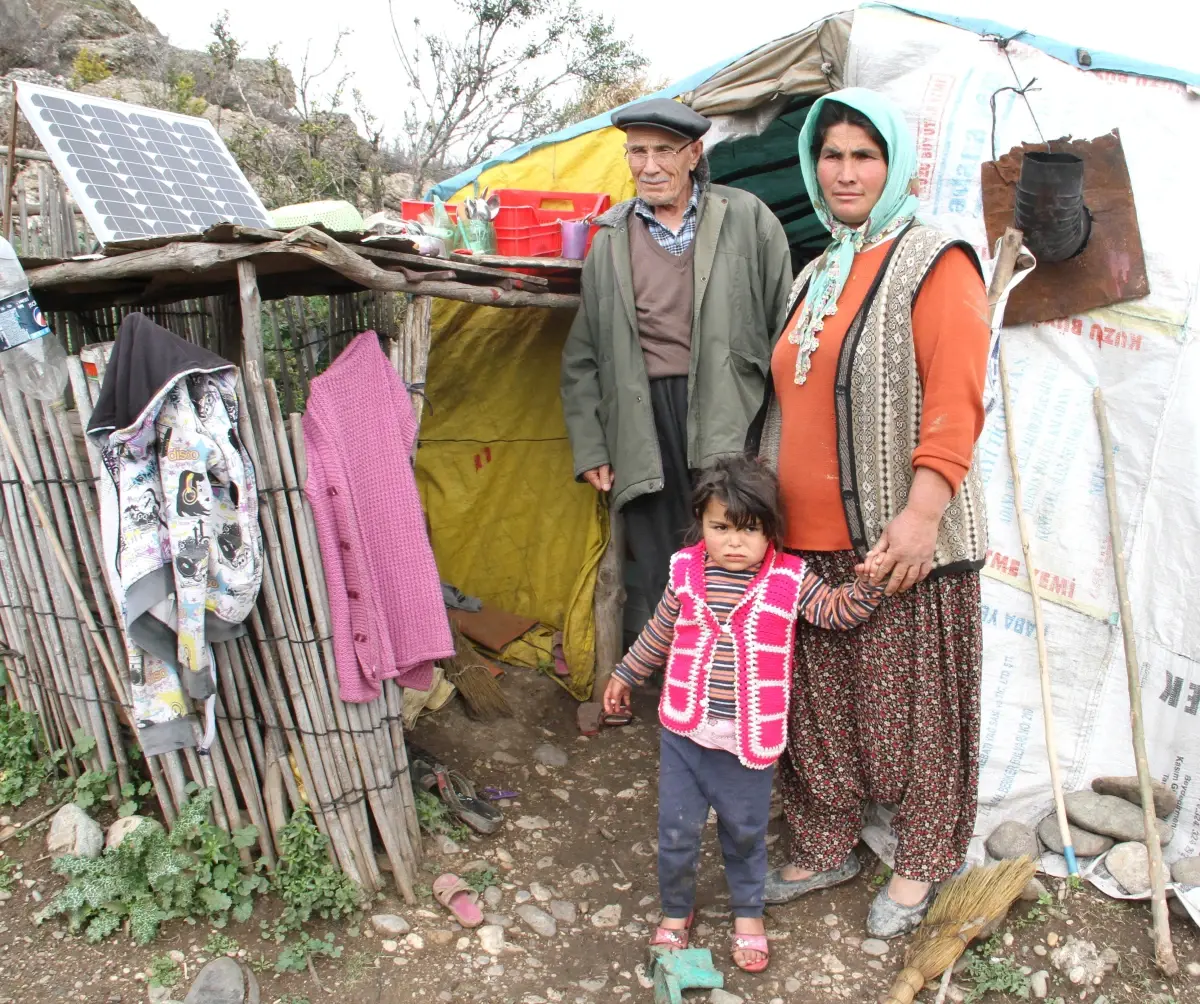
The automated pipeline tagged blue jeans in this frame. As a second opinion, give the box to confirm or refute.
[657,728,775,919]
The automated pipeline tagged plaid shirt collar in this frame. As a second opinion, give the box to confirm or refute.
[633,181,701,256]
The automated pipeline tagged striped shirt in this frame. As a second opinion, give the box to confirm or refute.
[633,182,701,256]
[615,558,884,719]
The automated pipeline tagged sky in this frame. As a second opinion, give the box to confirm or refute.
[133,0,1199,139]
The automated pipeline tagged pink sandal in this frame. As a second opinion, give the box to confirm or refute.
[730,931,770,973]
[433,873,483,928]
[649,910,694,949]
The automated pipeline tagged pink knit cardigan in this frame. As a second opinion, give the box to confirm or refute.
[303,331,452,701]
[660,542,806,768]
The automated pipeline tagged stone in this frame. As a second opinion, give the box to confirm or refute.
[381,940,398,953]
[371,914,411,937]
[492,751,520,765]
[516,905,558,938]
[428,930,455,946]
[578,977,607,993]
[529,882,552,903]
[515,890,533,905]
[435,834,462,855]
[591,904,621,928]
[1050,938,1105,986]
[405,933,424,950]
[570,864,599,885]
[1031,970,1050,999]
[477,925,505,956]
[1100,948,1119,967]
[1062,792,1173,845]
[810,974,832,987]
[1170,856,1200,886]
[785,979,802,993]
[168,951,186,965]
[821,954,846,974]
[483,914,512,929]
[861,939,889,957]
[533,744,568,768]
[181,959,255,1004]
[549,900,577,924]
[551,789,570,802]
[1021,878,1050,902]
[823,913,839,926]
[1106,841,1169,896]
[1037,815,1114,858]
[483,886,503,908]
[516,816,551,830]
[987,821,1040,860]
[709,991,743,1004]
[1185,961,1200,978]
[946,986,967,1004]
[106,816,158,851]
[1034,945,1047,957]
[147,988,173,1004]
[1091,776,1178,818]
[47,804,104,859]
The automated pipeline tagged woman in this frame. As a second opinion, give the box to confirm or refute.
[747,88,990,939]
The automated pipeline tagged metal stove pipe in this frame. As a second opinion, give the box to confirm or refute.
[1014,152,1092,263]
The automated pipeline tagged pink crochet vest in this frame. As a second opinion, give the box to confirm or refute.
[659,542,807,769]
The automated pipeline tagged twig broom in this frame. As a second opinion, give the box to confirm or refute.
[881,857,1038,1004]
[443,625,512,721]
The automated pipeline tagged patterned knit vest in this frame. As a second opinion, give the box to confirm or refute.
[753,224,988,576]
[660,542,807,769]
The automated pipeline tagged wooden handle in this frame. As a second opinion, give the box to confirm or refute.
[881,967,926,1004]
[1094,388,1178,977]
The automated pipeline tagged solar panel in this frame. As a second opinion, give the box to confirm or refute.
[15,81,273,245]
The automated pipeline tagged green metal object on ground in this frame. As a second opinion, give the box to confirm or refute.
[648,946,723,1004]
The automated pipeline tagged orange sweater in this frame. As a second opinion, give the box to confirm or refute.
[772,242,989,552]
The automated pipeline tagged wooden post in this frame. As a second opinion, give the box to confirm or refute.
[400,295,433,425]
[591,498,625,700]
[2,92,19,243]
[237,260,265,374]
[1094,387,1178,977]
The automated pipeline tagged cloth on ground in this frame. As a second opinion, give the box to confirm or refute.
[87,313,263,755]
[303,330,453,701]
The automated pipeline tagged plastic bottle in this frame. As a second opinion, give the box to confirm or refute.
[0,236,68,401]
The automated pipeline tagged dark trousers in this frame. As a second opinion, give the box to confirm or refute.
[658,728,776,919]
[623,376,692,620]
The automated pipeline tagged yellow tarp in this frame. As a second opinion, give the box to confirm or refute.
[448,125,637,208]
[415,301,608,700]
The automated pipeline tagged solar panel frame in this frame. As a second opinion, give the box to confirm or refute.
[16,81,274,246]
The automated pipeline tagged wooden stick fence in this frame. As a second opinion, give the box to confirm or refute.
[0,286,421,897]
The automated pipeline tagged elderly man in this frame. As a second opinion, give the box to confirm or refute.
[561,98,792,620]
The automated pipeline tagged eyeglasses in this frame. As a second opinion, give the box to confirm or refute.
[624,140,693,168]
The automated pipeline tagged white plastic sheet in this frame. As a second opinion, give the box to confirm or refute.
[845,7,1200,873]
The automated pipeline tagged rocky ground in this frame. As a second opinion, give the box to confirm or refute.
[2,668,1200,1004]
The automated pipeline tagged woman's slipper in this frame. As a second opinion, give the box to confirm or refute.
[432,873,483,928]
[763,851,861,904]
[730,931,770,973]
[649,910,694,949]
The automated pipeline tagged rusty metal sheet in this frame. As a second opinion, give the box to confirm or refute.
[981,130,1148,327]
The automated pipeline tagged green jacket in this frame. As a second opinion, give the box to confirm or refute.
[561,183,792,511]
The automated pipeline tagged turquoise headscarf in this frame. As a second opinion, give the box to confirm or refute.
[789,88,920,384]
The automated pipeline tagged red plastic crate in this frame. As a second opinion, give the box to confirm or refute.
[494,222,561,257]
[491,189,610,222]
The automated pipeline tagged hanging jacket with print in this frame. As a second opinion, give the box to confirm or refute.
[88,313,263,755]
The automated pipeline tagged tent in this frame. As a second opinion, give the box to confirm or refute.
[415,3,1200,864]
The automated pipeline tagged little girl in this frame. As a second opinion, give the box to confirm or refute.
[604,455,884,973]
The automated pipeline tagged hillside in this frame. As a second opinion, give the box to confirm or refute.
[0,0,415,212]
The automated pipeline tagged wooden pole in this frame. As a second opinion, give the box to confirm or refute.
[989,227,1079,876]
[2,92,18,242]
[1093,387,1177,976]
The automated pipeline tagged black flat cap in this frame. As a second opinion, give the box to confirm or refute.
[611,98,711,141]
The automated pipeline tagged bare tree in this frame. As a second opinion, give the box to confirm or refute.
[390,0,647,196]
